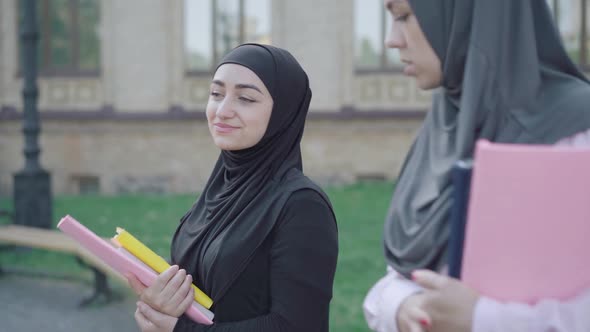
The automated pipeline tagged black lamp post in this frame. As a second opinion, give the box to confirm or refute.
[13,0,52,228]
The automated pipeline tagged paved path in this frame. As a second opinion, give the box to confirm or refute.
[0,274,139,332]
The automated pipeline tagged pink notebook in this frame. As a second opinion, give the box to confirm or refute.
[461,140,590,303]
[57,215,214,325]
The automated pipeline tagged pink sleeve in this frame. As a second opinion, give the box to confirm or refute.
[555,128,590,147]
[363,267,422,332]
[473,288,590,332]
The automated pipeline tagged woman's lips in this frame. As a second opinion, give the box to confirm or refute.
[214,123,239,133]
[401,60,417,76]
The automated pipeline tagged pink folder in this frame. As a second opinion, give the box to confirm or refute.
[57,215,214,325]
[461,140,590,303]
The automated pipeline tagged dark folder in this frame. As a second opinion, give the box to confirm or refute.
[447,159,473,279]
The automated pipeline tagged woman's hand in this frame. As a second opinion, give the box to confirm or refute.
[135,301,178,332]
[126,265,195,317]
[397,292,432,332]
[412,270,479,332]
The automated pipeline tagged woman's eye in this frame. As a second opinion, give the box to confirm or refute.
[395,14,409,22]
[239,96,255,103]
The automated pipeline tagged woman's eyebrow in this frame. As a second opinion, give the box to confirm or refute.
[211,80,263,94]
[235,83,263,94]
[211,79,224,87]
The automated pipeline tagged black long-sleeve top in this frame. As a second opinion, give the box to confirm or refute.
[173,189,338,332]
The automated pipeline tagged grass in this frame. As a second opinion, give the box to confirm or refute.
[327,182,394,332]
[0,181,395,332]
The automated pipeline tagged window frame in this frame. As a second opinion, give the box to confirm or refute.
[550,0,589,70]
[354,0,404,75]
[186,0,261,76]
[356,0,590,74]
[16,0,101,77]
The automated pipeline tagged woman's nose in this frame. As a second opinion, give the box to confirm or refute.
[385,21,406,49]
[216,100,235,119]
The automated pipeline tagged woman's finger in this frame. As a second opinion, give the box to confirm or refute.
[140,266,182,309]
[134,306,154,332]
[175,279,196,316]
[126,273,147,296]
[159,269,187,304]
[412,269,448,290]
[138,301,168,327]
[406,303,432,330]
[151,265,180,294]
[165,274,194,316]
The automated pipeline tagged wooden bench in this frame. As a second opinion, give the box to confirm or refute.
[0,224,125,306]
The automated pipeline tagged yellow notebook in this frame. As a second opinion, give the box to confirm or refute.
[112,227,213,309]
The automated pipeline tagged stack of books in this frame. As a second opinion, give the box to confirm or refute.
[58,215,214,324]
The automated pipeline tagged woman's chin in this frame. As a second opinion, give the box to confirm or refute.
[213,138,250,151]
[416,76,442,91]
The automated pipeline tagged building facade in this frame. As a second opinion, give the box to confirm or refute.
[0,0,588,195]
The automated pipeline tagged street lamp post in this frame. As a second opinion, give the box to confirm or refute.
[13,0,52,228]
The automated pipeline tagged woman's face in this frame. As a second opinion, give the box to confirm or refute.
[384,0,442,90]
[206,64,274,151]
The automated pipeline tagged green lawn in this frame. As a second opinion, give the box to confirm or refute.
[0,181,394,332]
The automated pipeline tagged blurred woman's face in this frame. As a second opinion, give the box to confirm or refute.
[206,64,274,151]
[384,0,442,90]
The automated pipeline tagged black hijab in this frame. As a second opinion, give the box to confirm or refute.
[384,0,590,278]
[171,44,334,302]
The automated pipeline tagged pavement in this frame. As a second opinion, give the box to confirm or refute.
[0,273,140,332]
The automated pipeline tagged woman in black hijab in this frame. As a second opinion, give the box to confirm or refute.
[364,1,590,332]
[128,44,338,332]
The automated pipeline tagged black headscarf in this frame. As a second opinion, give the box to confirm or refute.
[384,0,590,278]
[171,44,334,302]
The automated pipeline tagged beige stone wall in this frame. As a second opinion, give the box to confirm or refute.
[0,0,428,195]
[0,120,217,195]
[0,0,106,111]
[0,118,422,196]
[272,0,354,111]
[354,73,432,110]
[0,0,427,113]
[302,118,421,184]
[0,0,181,112]
[4,1,590,196]
[108,0,175,111]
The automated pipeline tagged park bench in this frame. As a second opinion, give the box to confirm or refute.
[0,223,125,306]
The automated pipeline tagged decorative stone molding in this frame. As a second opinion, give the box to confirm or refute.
[355,73,432,109]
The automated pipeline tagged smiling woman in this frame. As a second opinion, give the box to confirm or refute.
[125,43,339,332]
[206,64,274,151]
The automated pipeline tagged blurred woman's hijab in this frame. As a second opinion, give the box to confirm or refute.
[384,0,590,277]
